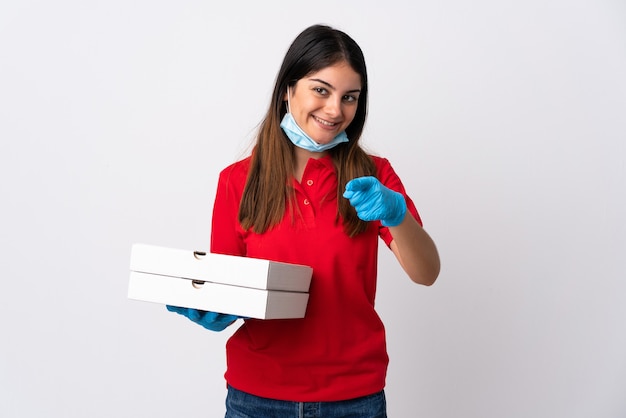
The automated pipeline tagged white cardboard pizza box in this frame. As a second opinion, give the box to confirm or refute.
[128,272,310,319]
[127,243,312,319]
[129,243,312,292]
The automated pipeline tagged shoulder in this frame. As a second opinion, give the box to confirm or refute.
[370,155,390,167]
[215,156,252,196]
[218,156,251,182]
[368,154,407,190]
[369,155,395,176]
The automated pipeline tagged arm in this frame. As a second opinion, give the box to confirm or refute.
[343,175,440,286]
[166,162,249,331]
[388,213,440,285]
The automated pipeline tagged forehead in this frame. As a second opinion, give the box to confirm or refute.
[301,62,362,90]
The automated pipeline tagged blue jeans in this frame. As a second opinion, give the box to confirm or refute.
[225,385,387,418]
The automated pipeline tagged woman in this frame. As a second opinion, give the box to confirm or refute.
[168,24,440,417]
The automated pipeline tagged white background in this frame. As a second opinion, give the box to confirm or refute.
[1,1,625,417]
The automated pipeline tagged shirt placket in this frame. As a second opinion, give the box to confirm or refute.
[295,162,327,227]
[294,184,314,228]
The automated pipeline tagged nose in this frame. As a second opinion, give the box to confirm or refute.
[323,96,342,119]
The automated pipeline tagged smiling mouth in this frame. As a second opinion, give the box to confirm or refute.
[314,115,339,127]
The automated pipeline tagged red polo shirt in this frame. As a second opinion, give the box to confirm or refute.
[210,154,421,402]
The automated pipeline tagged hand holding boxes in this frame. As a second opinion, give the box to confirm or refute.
[128,244,312,319]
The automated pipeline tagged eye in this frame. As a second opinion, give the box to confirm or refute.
[343,94,358,103]
[313,87,329,95]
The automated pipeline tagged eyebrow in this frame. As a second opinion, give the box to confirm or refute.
[308,78,361,94]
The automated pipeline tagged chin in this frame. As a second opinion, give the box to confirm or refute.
[314,134,336,144]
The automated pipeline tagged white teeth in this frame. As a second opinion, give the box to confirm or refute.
[314,116,336,126]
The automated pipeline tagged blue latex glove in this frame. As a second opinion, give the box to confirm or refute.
[166,305,240,332]
[343,176,407,227]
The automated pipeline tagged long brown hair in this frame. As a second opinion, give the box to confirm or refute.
[239,25,376,237]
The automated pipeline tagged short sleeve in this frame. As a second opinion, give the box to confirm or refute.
[210,159,250,257]
[373,157,422,248]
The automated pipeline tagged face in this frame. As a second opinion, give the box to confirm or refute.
[286,61,362,145]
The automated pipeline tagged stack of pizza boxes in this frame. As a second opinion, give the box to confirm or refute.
[128,244,312,319]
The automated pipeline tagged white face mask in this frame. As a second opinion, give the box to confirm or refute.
[279,88,349,153]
